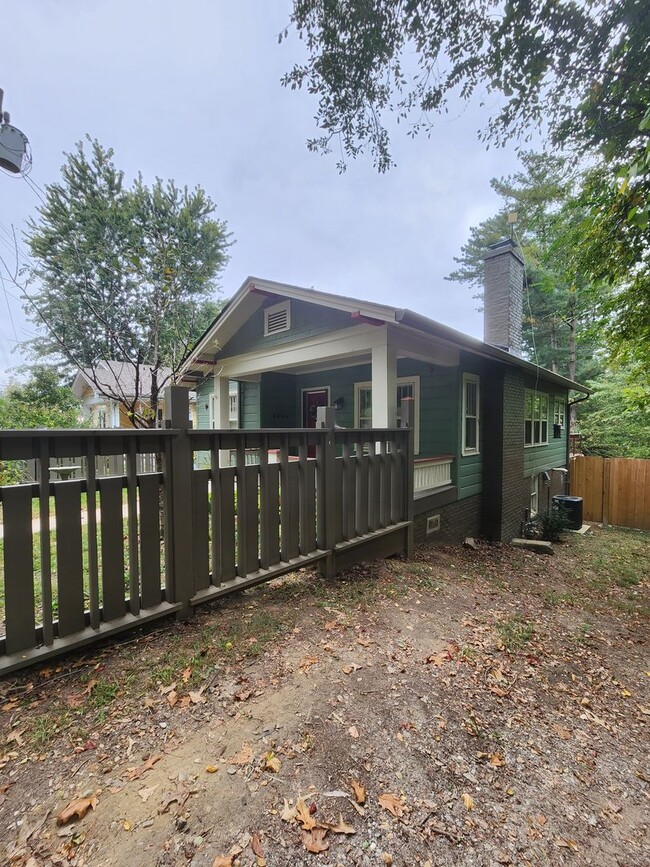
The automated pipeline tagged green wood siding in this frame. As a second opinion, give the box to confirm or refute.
[240,381,261,429]
[195,378,213,429]
[219,297,356,359]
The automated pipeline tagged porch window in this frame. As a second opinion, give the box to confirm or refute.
[524,389,549,446]
[461,374,480,455]
[553,396,566,428]
[354,377,420,453]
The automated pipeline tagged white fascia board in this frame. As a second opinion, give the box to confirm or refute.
[179,277,400,376]
[217,323,386,378]
[389,323,460,367]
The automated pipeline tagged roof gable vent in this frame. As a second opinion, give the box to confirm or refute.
[264,300,291,336]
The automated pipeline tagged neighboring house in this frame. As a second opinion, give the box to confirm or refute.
[179,240,589,544]
[71,360,197,428]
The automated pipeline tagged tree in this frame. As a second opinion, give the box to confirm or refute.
[22,138,231,427]
[0,366,82,484]
[283,1,649,171]
[447,152,604,385]
[578,366,650,458]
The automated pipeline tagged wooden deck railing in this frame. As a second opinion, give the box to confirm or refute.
[0,388,413,674]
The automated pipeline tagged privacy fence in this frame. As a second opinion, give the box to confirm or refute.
[0,389,413,674]
[570,455,650,531]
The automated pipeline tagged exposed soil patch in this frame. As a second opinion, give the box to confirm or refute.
[1,525,648,866]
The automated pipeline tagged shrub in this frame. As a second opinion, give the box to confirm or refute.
[539,506,569,542]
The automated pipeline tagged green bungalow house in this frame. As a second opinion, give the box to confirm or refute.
[180,240,588,545]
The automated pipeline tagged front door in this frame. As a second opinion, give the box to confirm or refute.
[302,388,329,428]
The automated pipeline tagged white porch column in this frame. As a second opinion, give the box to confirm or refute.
[371,339,397,428]
[212,376,231,429]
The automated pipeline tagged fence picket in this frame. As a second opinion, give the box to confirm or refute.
[99,476,126,621]
[570,455,650,531]
[139,473,162,608]
[2,486,35,654]
[54,482,85,637]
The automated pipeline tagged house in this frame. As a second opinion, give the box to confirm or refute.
[72,360,201,429]
[179,240,588,544]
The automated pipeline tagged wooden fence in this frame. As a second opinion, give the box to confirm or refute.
[570,455,650,531]
[0,388,413,674]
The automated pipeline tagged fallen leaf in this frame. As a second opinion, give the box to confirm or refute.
[262,751,281,773]
[56,796,98,825]
[123,819,132,831]
[251,832,266,866]
[235,689,252,702]
[124,754,162,781]
[138,785,157,803]
[356,636,372,647]
[325,813,355,835]
[280,799,297,822]
[302,827,329,853]
[189,689,206,705]
[462,793,474,811]
[229,743,253,765]
[489,753,506,767]
[351,779,366,804]
[205,765,219,774]
[6,730,24,747]
[158,789,191,814]
[181,666,192,683]
[211,857,233,867]
[143,696,156,709]
[295,798,317,830]
[555,837,579,851]
[348,725,359,738]
[378,792,404,818]
[342,663,361,675]
[159,682,177,695]
[552,722,572,740]
[167,690,178,708]
[298,655,318,671]
[381,855,393,866]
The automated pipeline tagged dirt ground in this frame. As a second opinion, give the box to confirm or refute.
[1,524,648,867]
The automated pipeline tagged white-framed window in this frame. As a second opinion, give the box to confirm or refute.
[524,389,549,446]
[228,381,239,427]
[530,474,539,516]
[553,396,566,428]
[264,300,291,336]
[354,377,420,453]
[461,373,480,456]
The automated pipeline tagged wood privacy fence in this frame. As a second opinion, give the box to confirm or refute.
[570,455,650,531]
[0,388,414,674]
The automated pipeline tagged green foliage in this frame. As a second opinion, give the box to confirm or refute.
[0,366,81,483]
[578,367,650,458]
[447,151,604,383]
[539,507,569,543]
[24,138,231,427]
[284,1,648,171]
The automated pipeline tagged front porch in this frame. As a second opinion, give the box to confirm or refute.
[195,321,461,498]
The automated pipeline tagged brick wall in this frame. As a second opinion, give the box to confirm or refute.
[500,370,529,540]
[414,494,482,546]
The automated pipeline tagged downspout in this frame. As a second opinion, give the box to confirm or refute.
[565,392,591,493]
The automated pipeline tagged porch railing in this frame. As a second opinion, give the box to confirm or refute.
[0,388,413,674]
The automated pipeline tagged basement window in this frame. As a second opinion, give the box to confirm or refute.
[264,300,291,336]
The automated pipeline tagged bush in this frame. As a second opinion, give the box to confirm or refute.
[539,506,569,542]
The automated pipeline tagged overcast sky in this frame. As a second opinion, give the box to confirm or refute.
[0,0,525,383]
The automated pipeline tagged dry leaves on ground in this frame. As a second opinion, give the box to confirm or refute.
[378,792,404,818]
[56,795,98,826]
[351,779,366,804]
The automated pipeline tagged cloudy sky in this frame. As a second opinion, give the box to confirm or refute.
[0,0,525,382]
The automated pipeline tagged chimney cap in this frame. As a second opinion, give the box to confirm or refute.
[484,237,524,263]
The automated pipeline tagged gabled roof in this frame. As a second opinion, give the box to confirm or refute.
[72,361,174,401]
[180,277,589,394]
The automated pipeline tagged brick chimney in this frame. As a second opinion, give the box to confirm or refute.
[483,239,524,356]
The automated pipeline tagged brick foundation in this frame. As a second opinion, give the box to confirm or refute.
[414,494,482,546]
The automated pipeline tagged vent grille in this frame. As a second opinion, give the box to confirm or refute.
[264,301,290,336]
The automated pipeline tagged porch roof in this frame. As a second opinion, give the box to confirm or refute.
[180,277,589,394]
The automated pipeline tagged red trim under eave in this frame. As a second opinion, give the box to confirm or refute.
[351,311,386,326]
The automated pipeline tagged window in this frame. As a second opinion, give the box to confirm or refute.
[462,374,480,455]
[354,377,420,453]
[524,389,549,446]
[264,300,291,336]
[553,396,566,428]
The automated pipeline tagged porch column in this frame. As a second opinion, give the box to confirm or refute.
[371,340,397,428]
[212,376,231,429]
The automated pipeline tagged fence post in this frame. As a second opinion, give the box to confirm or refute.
[317,406,337,578]
[164,386,194,618]
[401,397,415,558]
